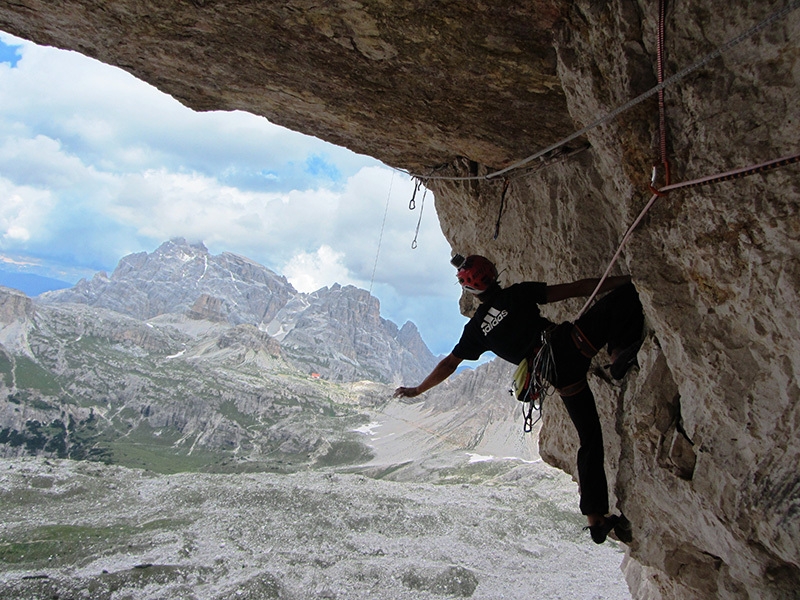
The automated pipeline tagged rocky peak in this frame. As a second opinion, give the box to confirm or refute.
[42,238,295,325]
[38,241,438,384]
[266,282,438,384]
[112,238,208,279]
[306,284,382,327]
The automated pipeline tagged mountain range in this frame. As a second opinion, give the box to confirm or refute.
[40,238,440,384]
[0,239,481,474]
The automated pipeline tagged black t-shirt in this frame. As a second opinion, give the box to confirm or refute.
[452,282,555,364]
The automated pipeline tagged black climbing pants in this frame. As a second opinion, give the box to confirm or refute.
[561,386,608,516]
[548,283,643,516]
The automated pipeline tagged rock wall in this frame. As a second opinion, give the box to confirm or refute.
[0,287,33,323]
[2,1,799,598]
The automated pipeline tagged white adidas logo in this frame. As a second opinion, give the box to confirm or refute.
[481,307,508,335]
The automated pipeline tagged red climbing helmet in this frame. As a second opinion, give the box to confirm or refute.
[454,255,498,294]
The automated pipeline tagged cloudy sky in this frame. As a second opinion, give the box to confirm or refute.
[0,31,473,360]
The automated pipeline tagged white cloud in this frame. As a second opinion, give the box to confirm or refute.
[4,225,29,242]
[0,32,380,187]
[283,245,354,293]
[0,181,55,247]
[104,169,344,258]
[0,30,467,356]
[0,134,88,188]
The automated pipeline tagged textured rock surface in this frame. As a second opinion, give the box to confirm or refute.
[0,287,33,323]
[0,0,572,171]
[2,1,799,598]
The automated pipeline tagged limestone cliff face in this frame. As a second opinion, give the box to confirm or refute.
[0,287,33,323]
[2,1,799,598]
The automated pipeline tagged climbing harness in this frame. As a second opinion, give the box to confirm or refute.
[512,326,558,432]
[571,324,599,359]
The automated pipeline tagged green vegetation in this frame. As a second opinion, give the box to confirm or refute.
[107,421,297,475]
[314,440,374,467]
[357,461,414,480]
[0,318,381,476]
[110,433,229,475]
[0,350,12,387]
[0,520,189,568]
[11,356,62,396]
[0,413,112,462]
[219,400,259,430]
[28,398,58,411]
[431,460,515,485]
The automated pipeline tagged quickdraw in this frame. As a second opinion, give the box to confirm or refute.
[409,178,428,249]
[513,326,558,433]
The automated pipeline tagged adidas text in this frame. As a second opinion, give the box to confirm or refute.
[481,307,508,335]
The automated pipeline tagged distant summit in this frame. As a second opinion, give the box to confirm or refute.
[41,238,439,384]
[43,238,295,325]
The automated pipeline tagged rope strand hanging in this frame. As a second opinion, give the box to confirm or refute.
[576,152,800,318]
[651,0,672,192]
[493,178,510,240]
[368,169,395,296]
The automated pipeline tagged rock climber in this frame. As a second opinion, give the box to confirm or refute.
[393,254,644,544]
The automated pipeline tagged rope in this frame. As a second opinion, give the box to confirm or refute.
[576,151,800,318]
[492,178,510,240]
[405,0,800,183]
[575,192,660,318]
[368,169,394,296]
[522,330,559,432]
[652,0,672,192]
[659,152,800,193]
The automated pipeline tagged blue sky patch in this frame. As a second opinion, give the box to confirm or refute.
[305,154,342,182]
[0,35,460,355]
[0,40,22,67]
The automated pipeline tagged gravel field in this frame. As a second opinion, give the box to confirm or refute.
[0,455,631,599]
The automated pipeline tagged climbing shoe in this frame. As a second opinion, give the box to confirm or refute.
[585,515,619,544]
[613,513,633,544]
[609,338,643,380]
[584,514,631,545]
